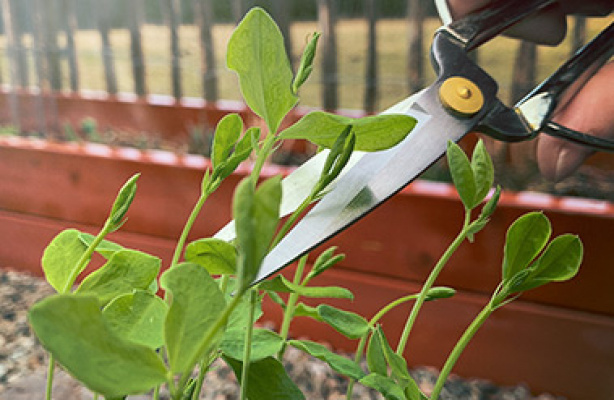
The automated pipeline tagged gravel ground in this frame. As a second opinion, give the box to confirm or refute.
[0,269,564,400]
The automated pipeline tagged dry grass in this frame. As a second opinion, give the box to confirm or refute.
[0,17,610,111]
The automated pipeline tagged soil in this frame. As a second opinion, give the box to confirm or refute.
[0,269,565,400]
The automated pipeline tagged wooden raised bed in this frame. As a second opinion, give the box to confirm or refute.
[0,135,613,399]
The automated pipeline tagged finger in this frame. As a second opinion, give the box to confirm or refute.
[537,62,614,181]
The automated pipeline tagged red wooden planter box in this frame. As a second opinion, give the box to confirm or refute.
[0,136,613,399]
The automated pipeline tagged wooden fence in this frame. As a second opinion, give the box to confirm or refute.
[0,0,593,120]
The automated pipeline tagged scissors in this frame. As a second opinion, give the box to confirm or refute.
[216,0,614,285]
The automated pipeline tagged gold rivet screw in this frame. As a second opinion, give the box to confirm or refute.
[439,76,484,117]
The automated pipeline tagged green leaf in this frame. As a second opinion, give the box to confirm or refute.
[502,212,551,282]
[42,229,88,293]
[471,140,494,205]
[211,113,243,169]
[425,286,456,301]
[293,302,321,320]
[274,275,354,299]
[293,32,320,93]
[213,127,257,182]
[289,340,365,380]
[307,247,345,280]
[279,111,416,151]
[76,250,161,305]
[227,7,297,133]
[221,328,284,362]
[366,330,388,376]
[512,234,583,293]
[29,295,167,398]
[185,238,237,275]
[226,284,264,330]
[317,304,369,339]
[79,233,124,259]
[234,176,282,291]
[224,356,305,400]
[160,263,226,374]
[360,374,406,400]
[102,290,167,350]
[109,174,139,228]
[447,141,476,210]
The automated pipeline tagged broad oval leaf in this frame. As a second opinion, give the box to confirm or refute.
[224,356,305,400]
[234,176,282,291]
[160,263,226,374]
[317,304,369,339]
[227,7,297,133]
[502,212,551,282]
[29,294,167,398]
[447,141,476,210]
[42,229,88,293]
[471,139,494,205]
[513,234,583,293]
[185,238,237,275]
[289,339,365,380]
[102,290,168,350]
[279,111,416,151]
[211,113,243,169]
[220,328,284,362]
[76,250,161,305]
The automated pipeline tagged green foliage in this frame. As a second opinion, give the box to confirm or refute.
[227,7,297,134]
[29,295,167,398]
[280,111,416,151]
[28,7,585,400]
[160,263,226,375]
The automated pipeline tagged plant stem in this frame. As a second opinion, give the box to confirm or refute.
[171,181,214,269]
[249,135,278,187]
[430,303,493,400]
[45,355,55,400]
[396,209,471,355]
[345,293,421,399]
[240,290,258,400]
[153,384,161,400]
[277,255,308,359]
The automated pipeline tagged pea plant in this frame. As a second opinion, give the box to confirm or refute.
[28,7,583,400]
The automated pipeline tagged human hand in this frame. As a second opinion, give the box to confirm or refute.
[447,0,614,181]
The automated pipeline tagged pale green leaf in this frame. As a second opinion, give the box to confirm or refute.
[471,140,494,205]
[227,8,297,133]
[211,113,243,169]
[289,340,364,380]
[29,294,167,398]
[160,263,226,374]
[360,374,406,400]
[293,32,320,93]
[102,290,167,349]
[79,233,124,259]
[109,174,139,228]
[221,328,284,361]
[76,250,161,305]
[224,356,305,400]
[185,238,237,275]
[447,141,476,210]
[502,212,551,282]
[279,111,416,151]
[317,304,369,339]
[42,229,88,293]
[366,330,387,376]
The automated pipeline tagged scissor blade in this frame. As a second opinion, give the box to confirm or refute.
[254,84,479,284]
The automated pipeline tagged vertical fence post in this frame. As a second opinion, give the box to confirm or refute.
[193,0,217,102]
[165,0,182,102]
[12,0,28,88]
[406,0,424,94]
[232,0,245,23]
[318,0,337,111]
[570,16,586,55]
[128,0,147,97]
[270,0,293,64]
[510,41,537,103]
[61,0,79,93]
[364,0,377,113]
[96,0,118,96]
[1,0,21,129]
[42,0,62,92]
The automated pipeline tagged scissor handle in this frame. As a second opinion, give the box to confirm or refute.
[514,20,614,151]
[437,0,556,50]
